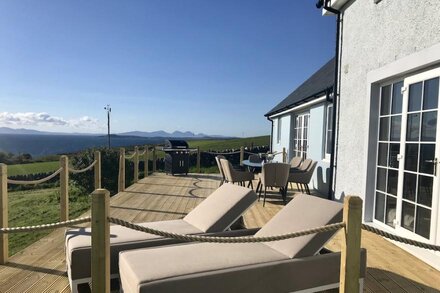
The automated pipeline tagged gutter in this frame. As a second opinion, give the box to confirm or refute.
[318,0,341,200]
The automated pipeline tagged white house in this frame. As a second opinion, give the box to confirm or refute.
[265,58,334,196]
[319,0,440,270]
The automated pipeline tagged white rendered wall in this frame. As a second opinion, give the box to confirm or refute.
[271,115,291,162]
[335,0,440,269]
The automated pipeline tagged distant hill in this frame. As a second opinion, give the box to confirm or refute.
[0,127,231,139]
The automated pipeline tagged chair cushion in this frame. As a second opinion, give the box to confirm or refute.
[255,194,343,258]
[183,183,257,233]
[66,220,202,280]
[119,243,287,293]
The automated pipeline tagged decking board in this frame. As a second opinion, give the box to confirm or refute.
[0,173,439,292]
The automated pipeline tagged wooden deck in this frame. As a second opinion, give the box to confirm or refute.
[0,173,439,292]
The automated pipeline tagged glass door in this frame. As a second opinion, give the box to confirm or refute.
[374,67,440,243]
[292,113,310,159]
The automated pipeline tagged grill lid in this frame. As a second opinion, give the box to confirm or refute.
[164,139,189,149]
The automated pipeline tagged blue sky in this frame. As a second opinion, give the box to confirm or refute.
[0,0,335,137]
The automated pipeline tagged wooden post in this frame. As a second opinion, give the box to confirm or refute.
[91,188,110,293]
[339,196,363,293]
[144,146,149,177]
[118,148,125,192]
[60,155,69,221]
[240,146,244,166]
[0,164,8,264]
[134,146,139,183]
[282,147,286,163]
[94,151,101,190]
[152,147,156,173]
[197,146,201,173]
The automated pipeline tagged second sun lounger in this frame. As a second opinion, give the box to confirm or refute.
[65,183,257,292]
[119,195,367,293]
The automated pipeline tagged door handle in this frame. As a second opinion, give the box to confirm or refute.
[425,158,438,176]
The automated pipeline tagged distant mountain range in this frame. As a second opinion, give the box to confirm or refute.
[0,127,230,138]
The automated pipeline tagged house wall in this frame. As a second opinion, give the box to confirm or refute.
[270,99,331,195]
[335,0,440,269]
[271,115,291,161]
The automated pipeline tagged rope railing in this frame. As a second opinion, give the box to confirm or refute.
[68,160,97,174]
[0,217,91,233]
[125,153,136,160]
[138,150,146,156]
[7,168,62,185]
[361,224,440,252]
[108,217,345,243]
[201,150,241,155]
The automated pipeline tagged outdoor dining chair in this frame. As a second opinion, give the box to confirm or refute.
[288,160,317,194]
[256,162,290,206]
[220,158,254,189]
[289,156,302,169]
[248,154,262,163]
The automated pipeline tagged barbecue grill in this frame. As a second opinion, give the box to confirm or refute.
[163,140,190,175]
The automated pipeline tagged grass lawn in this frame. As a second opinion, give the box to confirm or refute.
[8,186,91,256]
[7,161,59,176]
[188,135,270,151]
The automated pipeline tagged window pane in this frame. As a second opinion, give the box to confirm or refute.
[379,117,390,141]
[391,81,403,114]
[387,169,398,195]
[377,143,388,166]
[403,172,417,201]
[388,143,399,168]
[406,113,420,141]
[415,207,431,239]
[374,192,385,222]
[326,130,332,154]
[380,85,391,115]
[421,111,437,141]
[419,144,435,174]
[423,77,439,110]
[376,167,387,192]
[402,201,415,232]
[404,144,419,172]
[418,175,433,207]
[390,115,401,141]
[386,196,396,228]
[408,82,423,112]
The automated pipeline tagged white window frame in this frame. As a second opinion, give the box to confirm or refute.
[276,118,282,144]
[324,104,334,160]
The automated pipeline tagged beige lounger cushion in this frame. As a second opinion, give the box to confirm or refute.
[183,183,256,232]
[255,194,343,258]
[119,244,367,293]
[66,220,202,280]
[65,183,257,282]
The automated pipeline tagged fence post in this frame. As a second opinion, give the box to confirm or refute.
[282,147,286,163]
[118,148,125,192]
[60,155,69,221]
[144,146,149,177]
[152,147,156,173]
[0,164,8,264]
[134,146,139,183]
[91,188,110,293]
[94,151,101,190]
[340,196,363,293]
[197,146,201,173]
[240,146,244,166]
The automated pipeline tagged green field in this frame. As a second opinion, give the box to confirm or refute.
[7,161,59,176]
[188,135,270,151]
[8,186,91,256]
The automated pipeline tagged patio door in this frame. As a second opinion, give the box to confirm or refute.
[374,67,440,242]
[292,113,309,159]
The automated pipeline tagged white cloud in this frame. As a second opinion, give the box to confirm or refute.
[0,112,102,130]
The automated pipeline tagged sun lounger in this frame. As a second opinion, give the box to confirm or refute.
[119,194,367,293]
[65,183,257,292]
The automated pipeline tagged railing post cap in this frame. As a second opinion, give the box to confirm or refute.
[0,163,6,171]
[92,188,110,196]
[344,196,363,207]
